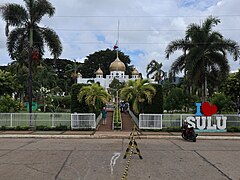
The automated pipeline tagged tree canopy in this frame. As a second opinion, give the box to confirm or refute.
[80,49,133,78]
[165,16,240,102]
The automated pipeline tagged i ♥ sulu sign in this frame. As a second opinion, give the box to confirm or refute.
[186,102,227,132]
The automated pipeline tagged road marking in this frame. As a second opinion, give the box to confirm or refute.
[110,152,121,175]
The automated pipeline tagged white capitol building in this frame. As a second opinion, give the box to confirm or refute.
[77,53,140,89]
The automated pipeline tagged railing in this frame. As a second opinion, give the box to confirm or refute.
[71,113,96,129]
[1,113,239,130]
[0,113,71,127]
[139,113,240,129]
[0,113,97,129]
[128,109,139,126]
[96,113,102,127]
[139,114,162,129]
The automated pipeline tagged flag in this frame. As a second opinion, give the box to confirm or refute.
[113,40,118,50]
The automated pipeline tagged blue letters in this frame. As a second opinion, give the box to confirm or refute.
[195,102,202,116]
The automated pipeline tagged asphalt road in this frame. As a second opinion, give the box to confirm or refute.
[0,138,239,180]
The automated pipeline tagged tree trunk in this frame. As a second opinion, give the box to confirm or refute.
[28,27,33,126]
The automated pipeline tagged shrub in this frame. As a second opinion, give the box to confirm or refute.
[36,125,51,131]
[227,126,240,132]
[142,84,163,114]
[71,84,90,113]
[0,95,23,112]
[55,124,68,131]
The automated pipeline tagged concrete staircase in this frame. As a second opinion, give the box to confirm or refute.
[97,111,113,131]
[97,110,136,132]
[121,112,135,131]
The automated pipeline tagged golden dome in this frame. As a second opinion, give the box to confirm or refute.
[95,67,103,75]
[109,57,126,72]
[132,68,139,75]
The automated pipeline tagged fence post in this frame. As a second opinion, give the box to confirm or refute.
[10,113,13,127]
[51,113,55,127]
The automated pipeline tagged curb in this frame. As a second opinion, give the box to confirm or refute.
[0,134,240,140]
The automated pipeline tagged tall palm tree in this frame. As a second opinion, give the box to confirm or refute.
[0,0,62,113]
[146,60,165,84]
[119,79,156,114]
[65,59,82,84]
[165,16,239,102]
[78,83,111,113]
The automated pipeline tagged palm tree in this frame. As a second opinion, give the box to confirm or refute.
[78,83,111,113]
[65,59,82,84]
[119,79,156,114]
[146,60,165,84]
[165,16,239,102]
[0,0,62,114]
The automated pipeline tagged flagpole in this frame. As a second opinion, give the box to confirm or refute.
[117,19,120,45]
[117,20,119,58]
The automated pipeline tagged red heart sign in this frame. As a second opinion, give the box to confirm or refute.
[201,102,218,116]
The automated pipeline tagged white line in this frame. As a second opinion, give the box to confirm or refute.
[110,152,121,175]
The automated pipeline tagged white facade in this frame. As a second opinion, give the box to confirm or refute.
[77,56,139,89]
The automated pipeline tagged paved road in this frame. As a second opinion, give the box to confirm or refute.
[0,138,239,180]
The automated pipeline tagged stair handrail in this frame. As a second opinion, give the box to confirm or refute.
[128,109,139,126]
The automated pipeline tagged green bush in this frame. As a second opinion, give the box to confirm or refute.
[0,126,6,130]
[0,95,23,112]
[36,125,52,131]
[36,125,69,131]
[227,126,240,132]
[71,84,90,113]
[14,126,29,131]
[55,124,68,131]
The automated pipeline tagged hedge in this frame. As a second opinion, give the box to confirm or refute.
[71,84,90,113]
[141,84,163,114]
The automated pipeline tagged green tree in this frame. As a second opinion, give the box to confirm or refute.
[166,16,240,102]
[164,87,186,112]
[0,95,23,112]
[119,79,156,114]
[78,83,111,114]
[142,84,163,114]
[108,78,125,96]
[65,59,82,84]
[44,58,79,95]
[220,70,240,111]
[71,84,90,113]
[80,49,132,78]
[0,0,62,113]
[146,60,165,84]
[33,65,58,91]
[0,70,17,96]
[211,93,233,113]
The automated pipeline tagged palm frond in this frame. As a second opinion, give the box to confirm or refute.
[165,39,188,59]
[0,3,28,27]
[31,0,55,23]
[40,27,62,58]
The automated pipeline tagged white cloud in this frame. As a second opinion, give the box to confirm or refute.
[0,0,240,75]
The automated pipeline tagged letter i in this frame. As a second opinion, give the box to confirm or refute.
[195,103,202,116]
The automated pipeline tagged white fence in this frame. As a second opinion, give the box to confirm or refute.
[0,113,97,129]
[139,114,162,129]
[71,113,96,129]
[0,113,71,127]
[139,114,240,129]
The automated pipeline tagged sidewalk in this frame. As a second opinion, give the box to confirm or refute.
[0,130,240,139]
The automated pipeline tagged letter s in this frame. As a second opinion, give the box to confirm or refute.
[186,116,196,128]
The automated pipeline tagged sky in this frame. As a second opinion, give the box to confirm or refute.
[0,0,240,77]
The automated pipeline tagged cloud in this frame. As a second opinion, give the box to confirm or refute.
[0,0,239,76]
